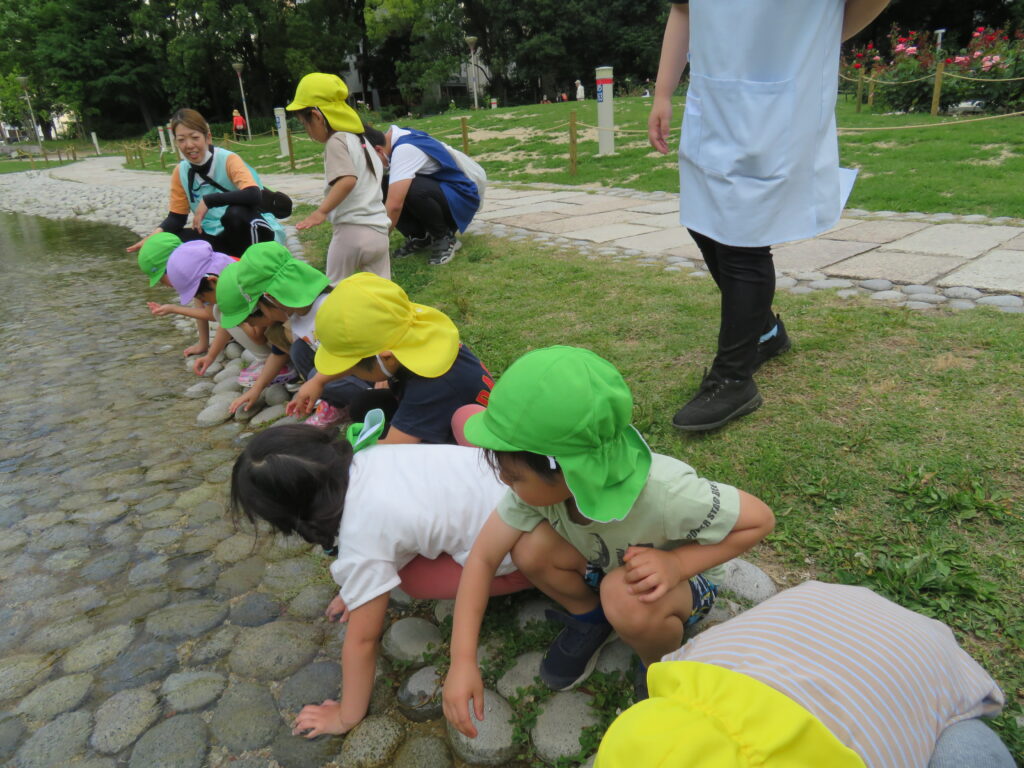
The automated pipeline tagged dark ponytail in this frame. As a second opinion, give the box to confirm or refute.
[229,424,354,549]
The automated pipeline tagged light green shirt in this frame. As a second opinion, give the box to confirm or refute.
[497,453,740,583]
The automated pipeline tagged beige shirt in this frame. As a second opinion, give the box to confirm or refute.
[498,453,740,583]
[323,132,388,233]
[666,581,1005,767]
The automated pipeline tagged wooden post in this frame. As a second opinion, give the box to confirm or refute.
[71,145,77,161]
[41,147,49,167]
[159,150,166,169]
[867,69,877,107]
[460,117,469,155]
[138,146,145,168]
[931,59,946,117]
[57,149,63,163]
[855,68,864,113]
[569,111,578,175]
[287,129,295,171]
[124,146,131,165]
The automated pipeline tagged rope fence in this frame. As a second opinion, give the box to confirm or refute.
[841,63,1024,115]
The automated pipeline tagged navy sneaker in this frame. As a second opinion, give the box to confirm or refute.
[539,609,615,691]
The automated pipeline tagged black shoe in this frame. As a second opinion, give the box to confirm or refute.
[753,314,792,371]
[538,609,615,691]
[672,371,763,432]
[392,235,432,259]
[427,234,461,265]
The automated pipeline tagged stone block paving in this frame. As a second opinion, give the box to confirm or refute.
[470,187,1024,313]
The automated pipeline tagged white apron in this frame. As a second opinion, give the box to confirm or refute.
[678,0,849,247]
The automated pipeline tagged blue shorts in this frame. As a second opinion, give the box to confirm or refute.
[685,573,718,627]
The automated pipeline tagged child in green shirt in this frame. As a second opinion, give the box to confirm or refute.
[442,346,774,738]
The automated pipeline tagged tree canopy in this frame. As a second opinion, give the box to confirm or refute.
[1,0,1023,138]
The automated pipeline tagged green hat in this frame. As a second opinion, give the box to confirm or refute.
[138,232,182,286]
[215,242,329,328]
[464,346,652,523]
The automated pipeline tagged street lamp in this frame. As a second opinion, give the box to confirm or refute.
[231,61,253,141]
[464,36,479,110]
[15,76,41,143]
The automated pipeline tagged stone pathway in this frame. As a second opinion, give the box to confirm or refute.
[0,157,1022,312]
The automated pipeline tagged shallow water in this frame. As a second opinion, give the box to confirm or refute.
[0,212,273,764]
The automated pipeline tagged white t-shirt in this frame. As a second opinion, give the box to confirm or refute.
[287,292,329,350]
[387,126,441,184]
[329,443,515,611]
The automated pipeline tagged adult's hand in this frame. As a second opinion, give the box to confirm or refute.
[648,100,674,155]
[192,200,209,233]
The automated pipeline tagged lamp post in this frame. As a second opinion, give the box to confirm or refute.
[15,76,41,143]
[464,36,479,110]
[231,61,253,141]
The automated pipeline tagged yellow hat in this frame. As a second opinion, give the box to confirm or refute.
[286,73,363,134]
[313,272,460,378]
[596,662,866,768]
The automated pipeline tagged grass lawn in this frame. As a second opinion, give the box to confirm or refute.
[123,94,1023,217]
[297,214,1024,761]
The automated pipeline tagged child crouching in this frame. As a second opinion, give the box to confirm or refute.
[442,346,775,738]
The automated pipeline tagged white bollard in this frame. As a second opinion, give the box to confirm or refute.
[90,131,101,156]
[595,66,615,156]
[156,126,168,153]
[489,97,498,109]
[275,107,289,159]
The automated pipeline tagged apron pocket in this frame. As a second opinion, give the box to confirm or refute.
[690,74,797,180]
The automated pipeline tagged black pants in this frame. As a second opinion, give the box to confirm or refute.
[688,229,777,381]
[347,389,400,437]
[396,175,456,241]
[179,205,276,258]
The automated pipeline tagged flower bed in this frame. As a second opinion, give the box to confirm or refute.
[842,26,1024,113]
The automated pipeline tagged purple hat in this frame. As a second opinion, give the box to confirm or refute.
[166,241,236,304]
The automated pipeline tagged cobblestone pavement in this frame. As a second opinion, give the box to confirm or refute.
[0,211,781,766]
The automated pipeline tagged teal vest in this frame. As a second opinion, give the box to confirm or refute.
[177,148,286,243]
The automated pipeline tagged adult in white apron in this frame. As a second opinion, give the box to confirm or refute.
[649,0,889,432]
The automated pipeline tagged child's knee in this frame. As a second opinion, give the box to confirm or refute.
[600,569,679,637]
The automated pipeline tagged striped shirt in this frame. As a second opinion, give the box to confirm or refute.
[665,581,1004,767]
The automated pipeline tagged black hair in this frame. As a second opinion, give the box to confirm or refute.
[229,424,354,550]
[354,355,377,372]
[362,122,386,148]
[483,449,562,483]
[196,276,214,296]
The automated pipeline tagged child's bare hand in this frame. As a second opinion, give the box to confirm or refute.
[183,342,208,357]
[230,391,258,414]
[442,661,485,739]
[127,238,146,253]
[291,700,355,738]
[147,302,175,317]
[324,596,350,623]
[622,546,683,603]
[193,355,215,376]
[286,379,323,417]
[296,210,326,230]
